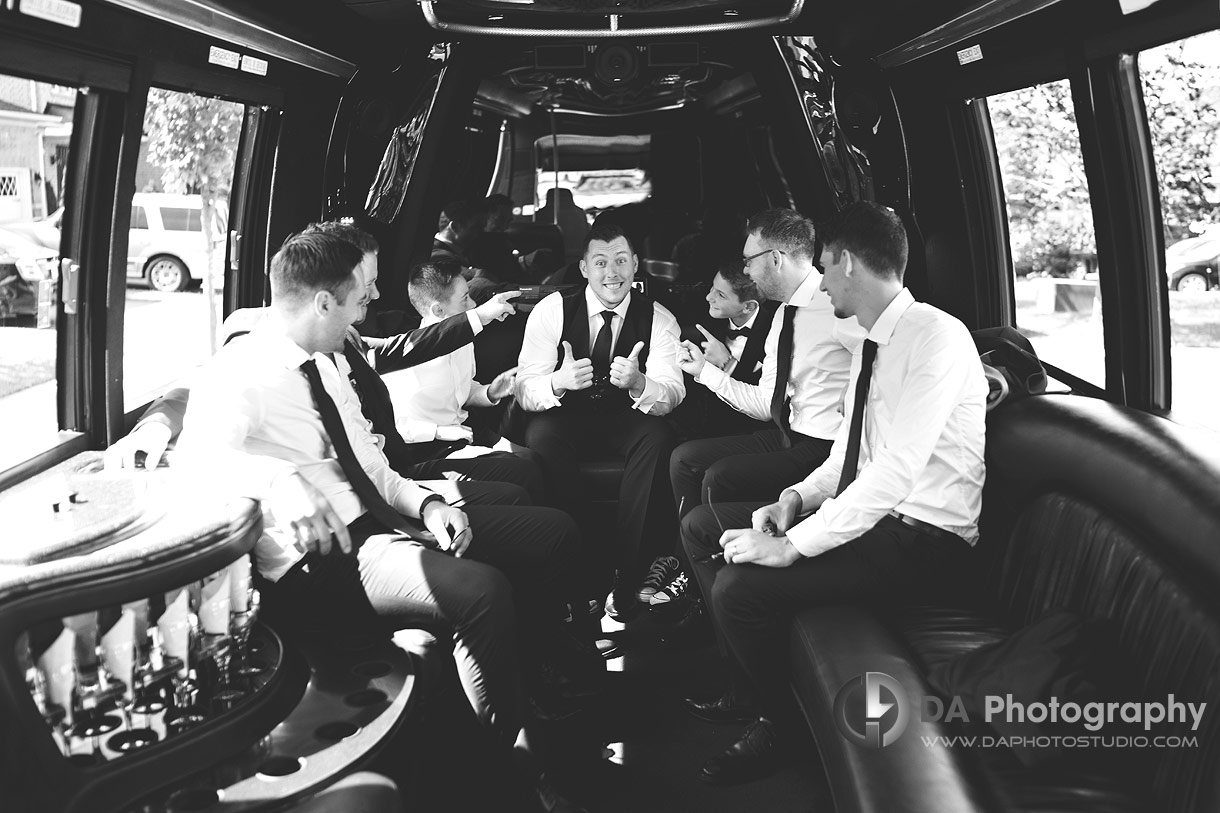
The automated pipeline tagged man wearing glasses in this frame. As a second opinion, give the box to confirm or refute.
[673,208,866,523]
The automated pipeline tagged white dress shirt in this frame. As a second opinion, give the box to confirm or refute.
[516,286,685,415]
[696,269,865,440]
[381,313,489,443]
[177,324,438,581]
[785,289,988,556]
[720,307,760,378]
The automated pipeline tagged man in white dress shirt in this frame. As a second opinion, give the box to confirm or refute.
[176,231,590,809]
[671,208,865,521]
[683,201,988,785]
[515,220,685,619]
[378,257,546,501]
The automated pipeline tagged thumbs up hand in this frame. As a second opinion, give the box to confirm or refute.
[551,340,594,396]
[610,340,646,395]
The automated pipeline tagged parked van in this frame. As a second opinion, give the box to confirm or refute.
[126,193,223,292]
[4,192,223,292]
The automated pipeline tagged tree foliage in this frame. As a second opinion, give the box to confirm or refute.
[988,31,1220,276]
[142,88,243,347]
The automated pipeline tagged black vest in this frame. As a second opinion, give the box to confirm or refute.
[556,286,654,412]
[730,299,779,386]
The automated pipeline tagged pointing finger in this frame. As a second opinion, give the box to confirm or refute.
[695,324,715,341]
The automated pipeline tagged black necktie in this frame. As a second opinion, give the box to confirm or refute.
[769,304,797,446]
[836,339,878,496]
[725,326,751,341]
[300,358,423,536]
[591,310,615,376]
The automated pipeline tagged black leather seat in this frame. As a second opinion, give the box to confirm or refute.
[790,394,1220,813]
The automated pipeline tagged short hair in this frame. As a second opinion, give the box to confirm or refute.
[715,260,763,303]
[442,200,483,232]
[270,231,363,305]
[819,202,908,280]
[304,219,379,255]
[746,208,818,262]
[581,219,633,258]
[408,258,463,310]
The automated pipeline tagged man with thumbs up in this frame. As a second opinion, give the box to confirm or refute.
[516,220,685,620]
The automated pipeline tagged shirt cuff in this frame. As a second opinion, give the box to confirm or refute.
[466,310,483,336]
[630,376,661,412]
[784,513,839,558]
[697,363,729,390]
[418,492,447,516]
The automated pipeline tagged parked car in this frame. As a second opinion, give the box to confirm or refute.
[127,193,225,292]
[1,207,62,251]
[1165,226,1220,291]
[0,228,58,323]
[2,192,225,293]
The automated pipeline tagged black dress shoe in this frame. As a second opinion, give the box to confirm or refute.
[699,718,783,785]
[683,690,754,724]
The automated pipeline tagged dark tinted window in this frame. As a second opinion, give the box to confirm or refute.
[160,206,202,231]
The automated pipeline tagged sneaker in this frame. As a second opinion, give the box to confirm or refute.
[636,556,681,602]
[649,571,689,606]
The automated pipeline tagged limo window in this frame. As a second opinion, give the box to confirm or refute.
[1139,30,1220,431]
[987,79,1104,389]
[0,71,75,472]
[121,87,243,412]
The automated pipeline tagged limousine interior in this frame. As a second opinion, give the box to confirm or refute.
[2,0,1219,811]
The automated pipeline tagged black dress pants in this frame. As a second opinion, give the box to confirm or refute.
[682,501,969,723]
[408,450,546,506]
[669,428,832,521]
[523,406,677,585]
[265,505,583,746]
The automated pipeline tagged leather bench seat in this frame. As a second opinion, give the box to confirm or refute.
[789,395,1220,813]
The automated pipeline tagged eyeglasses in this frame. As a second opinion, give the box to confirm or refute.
[742,248,785,266]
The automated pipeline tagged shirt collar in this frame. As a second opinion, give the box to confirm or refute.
[787,268,823,307]
[867,288,915,346]
[730,308,760,331]
[585,284,631,320]
[249,322,319,371]
[420,311,445,327]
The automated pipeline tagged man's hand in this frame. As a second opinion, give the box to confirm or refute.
[677,340,706,377]
[610,341,645,396]
[104,422,172,471]
[552,341,594,396]
[695,324,731,369]
[474,290,521,326]
[422,500,472,557]
[488,366,518,402]
[267,471,351,555]
[719,528,802,568]
[752,489,803,535]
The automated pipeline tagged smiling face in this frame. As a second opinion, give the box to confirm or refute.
[741,232,783,301]
[433,275,473,318]
[706,272,751,321]
[319,267,366,352]
[354,251,380,324]
[580,236,637,308]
